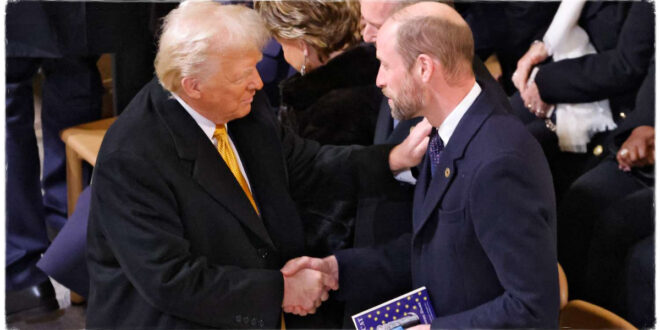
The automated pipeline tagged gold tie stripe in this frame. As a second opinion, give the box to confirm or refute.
[213,125,259,215]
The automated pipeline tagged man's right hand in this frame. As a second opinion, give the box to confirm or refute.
[389,118,432,173]
[281,259,338,316]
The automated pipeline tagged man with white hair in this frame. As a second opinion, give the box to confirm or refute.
[86,2,429,328]
[283,2,559,328]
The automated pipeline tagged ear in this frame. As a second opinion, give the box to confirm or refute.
[416,54,435,83]
[180,77,202,99]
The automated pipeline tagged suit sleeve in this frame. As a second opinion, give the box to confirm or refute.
[334,234,412,303]
[612,56,655,147]
[277,113,395,202]
[90,151,284,328]
[432,152,559,328]
[535,2,654,104]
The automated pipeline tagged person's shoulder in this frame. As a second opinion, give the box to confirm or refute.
[100,80,172,158]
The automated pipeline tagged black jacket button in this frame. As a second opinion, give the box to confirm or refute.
[258,248,269,259]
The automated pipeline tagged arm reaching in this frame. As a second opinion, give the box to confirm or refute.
[389,119,432,173]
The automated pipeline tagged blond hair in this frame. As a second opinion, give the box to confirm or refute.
[254,0,361,61]
[155,1,270,93]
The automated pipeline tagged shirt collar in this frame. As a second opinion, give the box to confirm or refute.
[436,81,481,146]
[172,93,220,144]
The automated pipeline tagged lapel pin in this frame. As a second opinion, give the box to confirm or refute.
[444,168,450,178]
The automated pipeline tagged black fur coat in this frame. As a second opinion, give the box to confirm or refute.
[279,43,382,146]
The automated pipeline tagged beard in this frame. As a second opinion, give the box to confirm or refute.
[385,74,424,121]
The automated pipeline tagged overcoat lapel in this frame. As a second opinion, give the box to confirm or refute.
[412,88,494,237]
[153,86,276,250]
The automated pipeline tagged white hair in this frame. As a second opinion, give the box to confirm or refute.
[155,1,270,93]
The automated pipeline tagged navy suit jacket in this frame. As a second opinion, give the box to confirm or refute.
[337,79,559,328]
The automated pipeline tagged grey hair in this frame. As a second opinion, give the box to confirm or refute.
[155,1,270,93]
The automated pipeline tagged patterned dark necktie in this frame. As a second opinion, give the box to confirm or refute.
[429,127,444,178]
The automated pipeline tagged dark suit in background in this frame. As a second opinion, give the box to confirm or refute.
[86,79,392,328]
[456,1,558,95]
[5,3,156,310]
[510,1,654,198]
[337,79,559,328]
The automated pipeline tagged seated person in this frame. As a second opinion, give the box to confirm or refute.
[510,1,654,198]
[557,57,654,324]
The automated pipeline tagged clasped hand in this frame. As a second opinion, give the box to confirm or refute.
[280,256,339,316]
[512,41,553,118]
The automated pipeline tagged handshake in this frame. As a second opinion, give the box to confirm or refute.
[280,255,339,316]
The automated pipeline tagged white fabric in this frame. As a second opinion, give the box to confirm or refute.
[173,93,254,192]
[542,0,587,57]
[540,0,617,153]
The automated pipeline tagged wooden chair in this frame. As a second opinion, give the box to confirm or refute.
[60,117,115,304]
[60,117,116,216]
[560,300,636,329]
[558,263,568,310]
[558,263,636,329]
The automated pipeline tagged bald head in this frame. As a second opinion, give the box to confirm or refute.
[379,1,474,84]
[392,1,466,26]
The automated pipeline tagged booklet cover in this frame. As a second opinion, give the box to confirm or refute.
[352,287,436,330]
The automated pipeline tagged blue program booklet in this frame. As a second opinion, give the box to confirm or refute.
[352,287,436,330]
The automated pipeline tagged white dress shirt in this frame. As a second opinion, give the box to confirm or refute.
[173,93,254,193]
[395,81,482,184]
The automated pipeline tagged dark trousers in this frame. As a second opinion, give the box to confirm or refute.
[557,159,650,302]
[625,235,654,328]
[583,188,654,327]
[510,92,605,199]
[6,56,101,290]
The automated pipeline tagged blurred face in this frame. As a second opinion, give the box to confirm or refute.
[375,23,424,120]
[196,48,264,124]
[360,0,396,43]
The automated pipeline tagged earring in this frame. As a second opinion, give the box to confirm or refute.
[301,53,307,76]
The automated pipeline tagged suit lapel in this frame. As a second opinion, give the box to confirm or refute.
[153,84,276,250]
[412,89,494,237]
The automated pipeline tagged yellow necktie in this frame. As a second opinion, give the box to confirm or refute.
[215,126,282,328]
[213,125,259,215]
